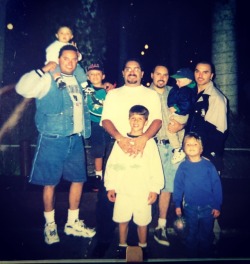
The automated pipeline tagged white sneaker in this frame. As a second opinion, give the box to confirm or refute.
[64,219,96,238]
[44,222,60,245]
[171,148,186,164]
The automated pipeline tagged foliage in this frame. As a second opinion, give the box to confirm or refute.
[75,0,107,70]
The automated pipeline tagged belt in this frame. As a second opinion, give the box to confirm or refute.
[42,133,81,138]
[154,138,170,145]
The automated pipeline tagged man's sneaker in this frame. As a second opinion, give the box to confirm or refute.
[44,222,60,245]
[154,226,170,246]
[171,148,186,164]
[64,219,96,238]
[92,175,102,192]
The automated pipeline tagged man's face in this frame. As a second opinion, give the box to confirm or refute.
[194,63,214,87]
[59,50,78,75]
[151,66,169,89]
[122,61,144,86]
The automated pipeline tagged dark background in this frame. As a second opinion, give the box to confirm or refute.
[3,0,250,117]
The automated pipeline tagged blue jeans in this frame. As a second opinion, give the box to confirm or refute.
[157,143,179,192]
[29,133,87,186]
[184,203,214,258]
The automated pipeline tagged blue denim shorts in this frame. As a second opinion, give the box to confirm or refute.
[29,133,87,186]
[157,143,179,192]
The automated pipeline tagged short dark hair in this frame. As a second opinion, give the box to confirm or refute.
[152,64,169,73]
[129,105,149,120]
[123,58,144,71]
[195,60,215,74]
[58,45,78,58]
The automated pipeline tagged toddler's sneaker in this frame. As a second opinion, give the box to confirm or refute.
[64,219,96,238]
[171,148,186,164]
[44,222,60,245]
[55,76,66,90]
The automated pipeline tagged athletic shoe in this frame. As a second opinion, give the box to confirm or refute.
[171,148,186,164]
[64,219,96,238]
[154,226,170,246]
[44,222,60,245]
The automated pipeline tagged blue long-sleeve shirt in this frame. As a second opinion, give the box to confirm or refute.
[173,157,222,210]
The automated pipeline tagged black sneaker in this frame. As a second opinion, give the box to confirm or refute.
[91,175,102,192]
[115,245,127,259]
[154,226,170,246]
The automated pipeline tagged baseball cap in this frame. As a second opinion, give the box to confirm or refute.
[171,68,194,81]
[86,62,104,73]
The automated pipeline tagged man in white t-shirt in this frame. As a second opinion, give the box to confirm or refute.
[92,58,162,258]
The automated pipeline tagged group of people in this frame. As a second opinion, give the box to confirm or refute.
[15,25,228,259]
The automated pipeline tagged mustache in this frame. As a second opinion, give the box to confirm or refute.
[128,74,137,77]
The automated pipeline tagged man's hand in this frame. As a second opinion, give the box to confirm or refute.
[117,135,148,157]
[131,135,148,157]
[42,61,57,73]
[117,137,136,155]
[168,116,185,133]
[103,82,116,93]
[107,190,116,202]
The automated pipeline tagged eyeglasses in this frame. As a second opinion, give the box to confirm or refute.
[124,67,141,73]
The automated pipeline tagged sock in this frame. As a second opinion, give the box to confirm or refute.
[95,170,103,180]
[67,209,79,225]
[158,218,166,228]
[44,209,55,225]
[138,242,147,248]
[119,243,128,247]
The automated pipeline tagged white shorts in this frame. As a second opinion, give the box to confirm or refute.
[113,193,152,226]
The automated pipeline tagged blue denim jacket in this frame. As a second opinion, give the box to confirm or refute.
[35,77,91,138]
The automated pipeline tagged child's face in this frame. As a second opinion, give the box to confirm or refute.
[175,77,192,88]
[87,70,105,87]
[129,114,148,134]
[184,137,203,158]
[56,27,73,43]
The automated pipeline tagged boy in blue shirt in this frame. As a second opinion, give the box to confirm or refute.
[173,132,222,258]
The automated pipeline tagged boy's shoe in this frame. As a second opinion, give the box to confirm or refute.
[44,222,60,245]
[64,219,96,238]
[115,245,127,259]
[171,148,186,164]
[154,226,170,246]
[141,246,149,261]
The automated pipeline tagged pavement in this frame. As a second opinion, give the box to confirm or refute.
[1,175,250,263]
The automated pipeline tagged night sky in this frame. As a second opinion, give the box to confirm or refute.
[3,0,250,115]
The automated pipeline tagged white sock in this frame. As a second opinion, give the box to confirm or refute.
[158,218,166,228]
[119,243,128,247]
[67,209,79,224]
[44,209,55,225]
[138,242,147,248]
[95,170,103,179]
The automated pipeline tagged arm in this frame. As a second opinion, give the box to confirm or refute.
[132,119,162,156]
[15,62,55,99]
[102,119,134,154]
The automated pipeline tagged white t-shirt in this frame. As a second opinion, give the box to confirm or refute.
[101,85,162,136]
